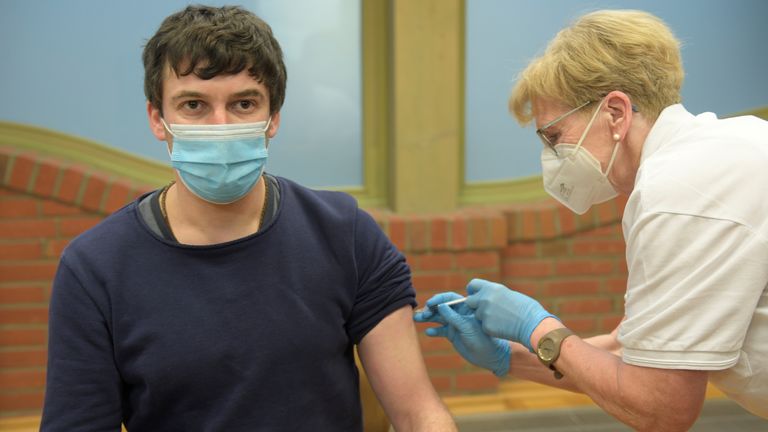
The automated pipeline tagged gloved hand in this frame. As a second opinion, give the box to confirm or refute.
[414,292,511,377]
[465,278,558,352]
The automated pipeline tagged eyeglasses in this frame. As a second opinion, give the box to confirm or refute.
[536,100,593,154]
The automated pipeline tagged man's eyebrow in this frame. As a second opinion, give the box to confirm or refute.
[231,89,265,99]
[171,91,205,102]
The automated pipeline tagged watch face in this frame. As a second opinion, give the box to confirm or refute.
[538,338,556,362]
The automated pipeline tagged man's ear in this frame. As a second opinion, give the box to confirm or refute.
[604,91,633,141]
[267,111,281,139]
[147,101,168,141]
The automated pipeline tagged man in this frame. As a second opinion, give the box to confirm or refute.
[42,5,456,431]
[417,9,767,432]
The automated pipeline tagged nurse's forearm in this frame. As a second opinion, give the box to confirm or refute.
[508,326,621,392]
[532,319,708,432]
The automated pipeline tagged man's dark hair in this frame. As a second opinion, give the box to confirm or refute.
[142,5,287,115]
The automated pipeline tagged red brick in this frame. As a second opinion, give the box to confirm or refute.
[407,217,429,252]
[605,277,627,293]
[7,153,35,191]
[500,282,538,297]
[502,243,537,258]
[0,328,46,345]
[583,224,621,237]
[430,216,449,250]
[561,317,597,333]
[102,180,133,214]
[56,165,87,203]
[388,216,407,251]
[572,239,626,256]
[0,153,9,184]
[0,369,46,390]
[455,372,498,391]
[0,263,58,283]
[0,286,46,303]
[456,252,498,270]
[0,307,49,324]
[412,274,451,292]
[469,215,489,248]
[505,211,520,240]
[575,211,597,232]
[557,206,577,235]
[616,259,628,274]
[429,375,452,393]
[419,334,453,353]
[490,216,507,248]
[520,209,538,239]
[0,349,47,368]
[558,298,614,314]
[32,158,62,197]
[80,175,108,212]
[615,194,629,217]
[543,280,600,296]
[539,240,569,257]
[0,391,45,412]
[449,215,468,250]
[58,216,102,237]
[0,242,43,260]
[0,198,37,218]
[447,273,473,291]
[502,260,552,278]
[601,315,624,332]
[44,239,70,258]
[596,199,619,224]
[0,220,56,239]
[415,253,454,272]
[539,209,557,238]
[424,354,466,370]
[40,200,82,216]
[555,260,614,276]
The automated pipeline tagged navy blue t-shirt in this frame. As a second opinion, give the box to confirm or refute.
[41,176,416,431]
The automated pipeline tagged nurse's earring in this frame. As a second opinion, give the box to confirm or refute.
[612,133,621,142]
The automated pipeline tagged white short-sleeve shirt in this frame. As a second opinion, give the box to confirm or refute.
[619,104,768,418]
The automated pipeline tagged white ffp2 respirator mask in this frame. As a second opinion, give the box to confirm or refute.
[540,101,619,215]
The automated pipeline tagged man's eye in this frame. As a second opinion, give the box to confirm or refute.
[184,100,201,110]
[235,100,255,111]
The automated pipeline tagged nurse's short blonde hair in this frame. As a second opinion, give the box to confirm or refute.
[509,10,683,125]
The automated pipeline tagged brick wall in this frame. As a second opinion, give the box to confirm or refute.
[0,146,628,416]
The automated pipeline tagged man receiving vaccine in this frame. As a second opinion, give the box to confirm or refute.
[41,5,456,431]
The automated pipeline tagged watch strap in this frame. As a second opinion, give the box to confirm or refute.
[537,327,574,379]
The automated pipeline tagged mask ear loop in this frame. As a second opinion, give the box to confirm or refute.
[160,118,176,138]
[573,99,606,155]
[603,136,620,177]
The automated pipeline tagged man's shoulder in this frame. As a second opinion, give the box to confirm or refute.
[275,175,359,211]
[63,199,144,259]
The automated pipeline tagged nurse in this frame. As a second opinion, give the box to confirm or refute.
[416,9,768,431]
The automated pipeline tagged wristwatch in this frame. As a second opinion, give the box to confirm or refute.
[536,328,574,379]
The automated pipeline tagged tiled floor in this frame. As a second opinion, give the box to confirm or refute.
[454,399,768,432]
[443,380,767,432]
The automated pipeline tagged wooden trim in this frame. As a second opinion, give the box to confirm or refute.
[390,0,464,212]
[460,175,548,205]
[0,120,171,186]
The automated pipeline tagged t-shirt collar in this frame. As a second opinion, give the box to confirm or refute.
[639,104,695,165]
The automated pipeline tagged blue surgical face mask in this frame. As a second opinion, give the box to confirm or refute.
[162,118,271,204]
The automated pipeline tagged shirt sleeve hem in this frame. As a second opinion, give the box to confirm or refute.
[622,347,739,370]
[349,297,416,345]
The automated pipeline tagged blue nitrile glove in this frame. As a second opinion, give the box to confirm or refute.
[414,292,511,377]
[465,278,558,352]
[413,292,467,324]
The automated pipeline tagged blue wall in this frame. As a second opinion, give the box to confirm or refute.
[465,0,768,182]
[2,1,767,187]
[0,0,362,188]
